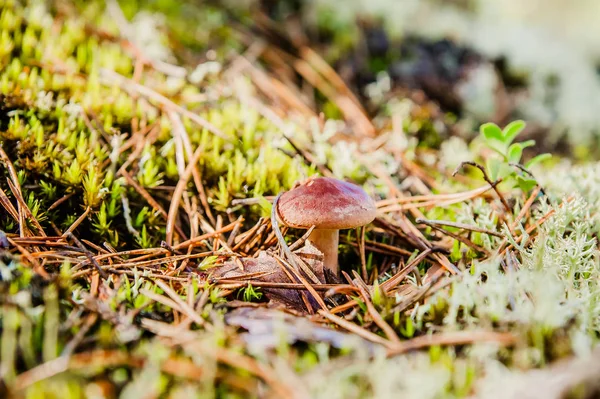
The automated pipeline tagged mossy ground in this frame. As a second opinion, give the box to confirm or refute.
[1,1,600,398]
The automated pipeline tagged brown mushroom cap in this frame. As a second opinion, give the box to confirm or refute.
[277,177,377,230]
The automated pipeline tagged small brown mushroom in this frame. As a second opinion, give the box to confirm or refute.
[276,177,377,277]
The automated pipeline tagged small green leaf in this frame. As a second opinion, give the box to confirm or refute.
[519,140,536,150]
[516,175,537,192]
[502,120,526,145]
[525,153,551,168]
[480,123,503,142]
[497,163,514,180]
[486,158,502,181]
[198,256,219,270]
[372,280,382,306]
[480,123,507,155]
[257,195,273,213]
[486,158,513,181]
[507,143,524,164]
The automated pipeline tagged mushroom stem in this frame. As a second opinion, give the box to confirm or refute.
[308,229,339,276]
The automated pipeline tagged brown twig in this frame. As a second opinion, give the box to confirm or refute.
[0,185,18,221]
[355,284,401,343]
[213,279,349,291]
[376,185,493,207]
[381,249,432,293]
[286,226,315,252]
[120,168,188,241]
[453,161,511,213]
[64,232,108,279]
[509,185,542,232]
[424,223,490,255]
[165,145,205,246]
[62,206,91,236]
[415,218,503,238]
[358,226,368,281]
[318,310,392,348]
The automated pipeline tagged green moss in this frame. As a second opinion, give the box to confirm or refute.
[0,0,317,247]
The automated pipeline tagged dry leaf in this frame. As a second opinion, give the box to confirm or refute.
[212,251,307,309]
[210,244,328,310]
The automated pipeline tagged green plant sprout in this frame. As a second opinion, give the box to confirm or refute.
[238,283,263,302]
[480,120,551,192]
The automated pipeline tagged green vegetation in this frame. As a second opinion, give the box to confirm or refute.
[1,1,599,398]
[478,120,550,191]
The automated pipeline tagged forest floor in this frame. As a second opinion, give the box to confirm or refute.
[1,1,600,398]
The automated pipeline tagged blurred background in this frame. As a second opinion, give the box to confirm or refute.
[256,0,600,157]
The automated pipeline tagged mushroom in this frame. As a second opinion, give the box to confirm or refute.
[276,177,377,277]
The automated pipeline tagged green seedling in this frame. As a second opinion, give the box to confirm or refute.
[480,120,551,192]
[238,283,263,302]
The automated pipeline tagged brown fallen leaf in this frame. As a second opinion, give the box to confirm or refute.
[210,247,327,310]
[292,241,326,283]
